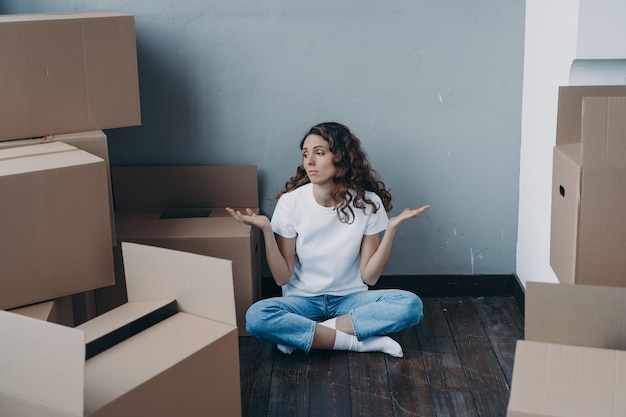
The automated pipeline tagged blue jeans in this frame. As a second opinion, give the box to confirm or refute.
[245,289,423,352]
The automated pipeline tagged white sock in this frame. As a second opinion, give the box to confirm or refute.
[332,330,403,358]
[319,317,337,329]
[277,344,295,354]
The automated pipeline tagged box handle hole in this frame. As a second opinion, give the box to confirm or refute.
[559,185,565,197]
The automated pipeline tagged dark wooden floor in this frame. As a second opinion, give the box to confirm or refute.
[239,295,524,417]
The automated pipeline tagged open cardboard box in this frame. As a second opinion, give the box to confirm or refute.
[0,141,114,310]
[507,282,626,417]
[550,86,626,287]
[0,11,141,141]
[0,242,242,417]
[104,166,262,335]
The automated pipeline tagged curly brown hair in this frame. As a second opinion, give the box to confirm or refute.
[276,122,392,223]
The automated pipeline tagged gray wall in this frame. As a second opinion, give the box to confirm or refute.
[2,1,525,276]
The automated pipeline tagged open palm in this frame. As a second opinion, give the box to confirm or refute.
[388,205,430,231]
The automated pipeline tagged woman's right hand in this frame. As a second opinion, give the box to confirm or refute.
[226,207,271,231]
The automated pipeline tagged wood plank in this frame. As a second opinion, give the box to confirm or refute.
[416,298,479,417]
[386,327,437,417]
[349,351,395,417]
[239,336,274,417]
[442,297,511,417]
[471,296,524,385]
[266,348,312,416]
[308,350,351,417]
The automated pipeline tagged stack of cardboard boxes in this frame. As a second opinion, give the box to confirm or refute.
[507,86,626,417]
[0,12,243,416]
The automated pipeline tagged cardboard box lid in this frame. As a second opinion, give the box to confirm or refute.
[508,340,626,417]
[555,85,626,148]
[111,165,259,209]
[525,282,626,350]
[0,242,236,416]
[0,11,140,141]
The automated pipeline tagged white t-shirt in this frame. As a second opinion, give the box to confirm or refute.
[270,183,388,297]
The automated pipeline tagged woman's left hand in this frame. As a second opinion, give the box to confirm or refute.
[387,205,430,231]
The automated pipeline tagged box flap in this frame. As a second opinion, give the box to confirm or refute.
[84,312,236,414]
[0,11,132,23]
[0,142,103,176]
[121,242,237,326]
[555,85,626,146]
[0,11,140,141]
[0,140,76,160]
[508,340,626,417]
[0,131,108,156]
[525,282,626,349]
[580,96,626,166]
[115,210,253,239]
[0,310,85,416]
[111,165,259,209]
[76,299,175,344]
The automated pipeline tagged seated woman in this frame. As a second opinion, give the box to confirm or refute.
[227,121,430,357]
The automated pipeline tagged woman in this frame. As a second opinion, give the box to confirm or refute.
[227,122,430,357]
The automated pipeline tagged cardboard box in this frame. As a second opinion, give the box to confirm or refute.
[550,86,626,286]
[0,242,242,417]
[507,282,626,417]
[0,11,141,141]
[0,142,114,309]
[0,131,116,244]
[105,166,261,335]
